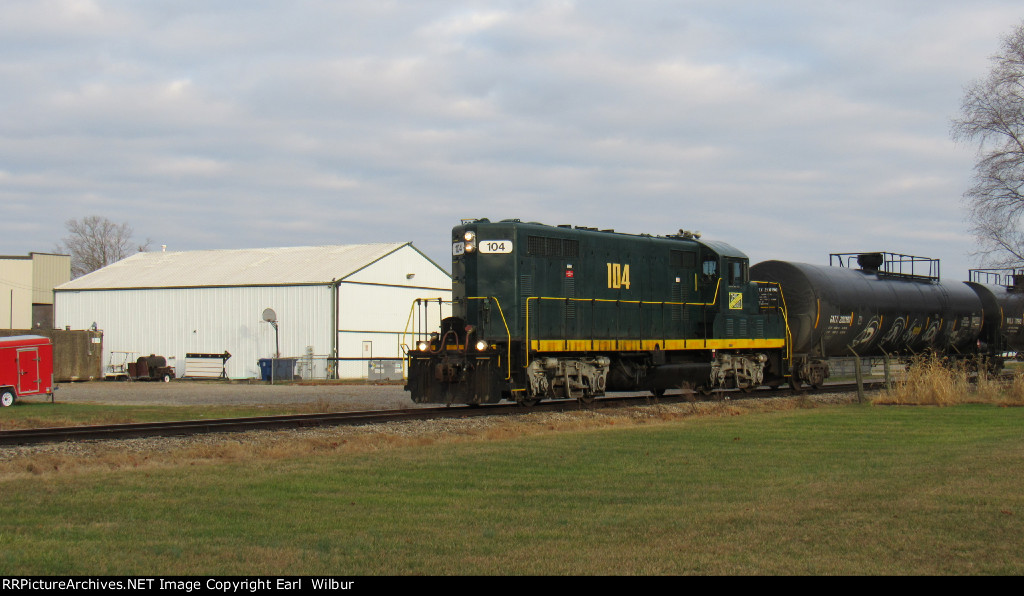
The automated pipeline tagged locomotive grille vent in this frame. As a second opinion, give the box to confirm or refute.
[520,274,534,319]
[725,318,734,337]
[563,278,576,319]
[756,319,764,338]
[671,285,682,321]
[527,235,580,258]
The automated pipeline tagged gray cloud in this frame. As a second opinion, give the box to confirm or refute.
[1,0,1021,279]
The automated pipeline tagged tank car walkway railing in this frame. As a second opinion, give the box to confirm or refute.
[831,252,940,282]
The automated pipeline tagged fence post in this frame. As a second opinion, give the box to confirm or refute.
[849,347,864,403]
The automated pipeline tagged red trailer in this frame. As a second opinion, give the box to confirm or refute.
[0,335,55,407]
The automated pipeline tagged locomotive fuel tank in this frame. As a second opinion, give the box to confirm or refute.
[750,257,984,359]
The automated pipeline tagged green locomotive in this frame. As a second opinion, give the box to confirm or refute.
[405,219,790,405]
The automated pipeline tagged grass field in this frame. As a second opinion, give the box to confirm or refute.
[0,400,1022,575]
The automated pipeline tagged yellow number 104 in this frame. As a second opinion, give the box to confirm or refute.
[607,263,631,289]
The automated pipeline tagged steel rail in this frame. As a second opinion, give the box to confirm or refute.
[0,382,882,446]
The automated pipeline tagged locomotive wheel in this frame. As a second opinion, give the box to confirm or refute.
[1,389,15,407]
[788,378,804,393]
[735,374,753,393]
[519,397,541,407]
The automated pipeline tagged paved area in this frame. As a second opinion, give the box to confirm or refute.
[25,380,421,409]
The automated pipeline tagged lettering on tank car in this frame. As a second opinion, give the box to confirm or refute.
[823,312,855,343]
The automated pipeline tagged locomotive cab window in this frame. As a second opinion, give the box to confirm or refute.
[727,260,746,286]
[702,257,718,280]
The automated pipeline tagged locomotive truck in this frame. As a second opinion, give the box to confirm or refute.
[405,219,1023,406]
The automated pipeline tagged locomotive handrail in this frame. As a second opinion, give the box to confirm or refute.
[401,297,451,356]
[752,281,793,372]
[523,278,724,362]
[402,296,514,382]
[465,296,514,381]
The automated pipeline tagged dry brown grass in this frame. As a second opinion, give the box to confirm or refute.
[874,354,1024,406]
[0,394,839,482]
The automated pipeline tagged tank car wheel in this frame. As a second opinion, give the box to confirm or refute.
[697,385,713,396]
[1,389,15,407]
[651,388,666,398]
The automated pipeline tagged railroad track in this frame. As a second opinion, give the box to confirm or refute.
[0,382,877,446]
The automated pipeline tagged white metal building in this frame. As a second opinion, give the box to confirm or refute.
[54,243,451,380]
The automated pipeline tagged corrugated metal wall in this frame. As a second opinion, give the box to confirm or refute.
[55,285,334,379]
[335,245,452,377]
[55,245,453,380]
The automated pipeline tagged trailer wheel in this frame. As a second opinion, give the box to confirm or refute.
[1,389,15,407]
[161,374,171,383]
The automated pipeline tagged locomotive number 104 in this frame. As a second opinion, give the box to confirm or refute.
[607,263,631,289]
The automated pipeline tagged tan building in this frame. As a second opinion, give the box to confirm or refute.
[0,253,71,330]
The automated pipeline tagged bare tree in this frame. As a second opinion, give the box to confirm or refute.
[55,216,151,278]
[952,21,1024,267]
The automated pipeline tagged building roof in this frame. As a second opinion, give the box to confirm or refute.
[56,243,416,290]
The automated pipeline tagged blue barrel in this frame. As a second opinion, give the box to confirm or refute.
[258,358,296,381]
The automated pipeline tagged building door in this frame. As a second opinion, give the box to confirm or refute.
[17,348,40,394]
[362,341,372,360]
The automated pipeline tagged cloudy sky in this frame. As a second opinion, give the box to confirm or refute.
[2,0,1022,278]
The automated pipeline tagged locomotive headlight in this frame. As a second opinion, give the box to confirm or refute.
[475,340,489,351]
[465,241,476,253]
[416,341,429,352]
[464,231,476,242]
